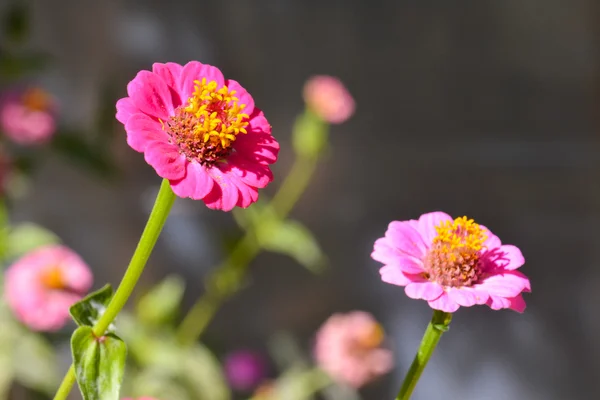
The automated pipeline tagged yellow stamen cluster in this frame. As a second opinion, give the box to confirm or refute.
[424,216,488,288]
[40,265,65,290]
[184,78,249,149]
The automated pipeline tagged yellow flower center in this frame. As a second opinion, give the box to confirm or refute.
[424,216,488,287]
[165,78,249,165]
[39,265,65,290]
[21,88,52,112]
[356,322,385,349]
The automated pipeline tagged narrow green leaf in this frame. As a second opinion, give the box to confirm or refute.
[70,284,113,328]
[5,223,60,260]
[136,275,185,326]
[257,219,327,273]
[71,326,127,400]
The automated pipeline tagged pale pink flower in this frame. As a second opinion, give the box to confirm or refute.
[116,61,279,211]
[303,75,355,124]
[314,311,393,388]
[4,245,93,331]
[0,87,57,145]
[224,349,268,392]
[371,212,531,313]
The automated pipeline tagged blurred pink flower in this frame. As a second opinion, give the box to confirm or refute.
[4,245,93,331]
[0,87,57,145]
[372,212,531,313]
[224,349,268,392]
[314,311,393,388]
[303,75,355,124]
[116,61,279,211]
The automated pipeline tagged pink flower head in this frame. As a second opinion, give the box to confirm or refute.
[371,212,531,313]
[224,349,268,392]
[303,75,355,124]
[4,245,93,331]
[314,311,393,388]
[116,61,280,211]
[0,87,57,145]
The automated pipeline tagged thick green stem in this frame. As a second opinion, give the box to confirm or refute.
[52,179,176,400]
[176,155,318,345]
[396,310,453,400]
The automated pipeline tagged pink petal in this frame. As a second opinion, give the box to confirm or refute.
[178,61,225,100]
[371,238,423,273]
[379,265,413,286]
[222,151,273,188]
[427,293,460,313]
[405,281,444,301]
[247,109,272,135]
[152,62,184,107]
[115,97,138,125]
[508,294,527,313]
[144,141,186,180]
[498,245,525,270]
[234,178,259,208]
[233,110,278,166]
[479,271,530,298]
[417,212,453,245]
[446,288,489,307]
[127,71,175,120]
[480,225,502,248]
[170,161,214,200]
[386,221,427,258]
[124,113,169,152]
[226,79,255,116]
[486,295,511,310]
[202,169,240,211]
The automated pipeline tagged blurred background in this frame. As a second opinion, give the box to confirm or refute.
[5,0,599,399]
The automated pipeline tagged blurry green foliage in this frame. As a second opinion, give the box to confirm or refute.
[4,222,60,261]
[51,131,118,179]
[292,110,329,159]
[136,275,185,327]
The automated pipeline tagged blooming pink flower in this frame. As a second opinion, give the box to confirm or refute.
[4,245,93,331]
[371,212,531,313]
[314,311,393,388]
[224,349,268,392]
[0,87,57,145]
[116,61,279,211]
[303,75,355,124]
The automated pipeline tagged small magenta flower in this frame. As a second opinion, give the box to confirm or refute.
[371,212,531,313]
[303,75,355,124]
[314,311,393,388]
[0,87,57,145]
[116,61,280,211]
[224,349,268,392]
[4,245,93,331]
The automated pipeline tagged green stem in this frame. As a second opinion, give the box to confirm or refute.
[396,310,453,400]
[176,155,318,345]
[53,179,176,400]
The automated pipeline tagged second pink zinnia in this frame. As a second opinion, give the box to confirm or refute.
[116,61,280,211]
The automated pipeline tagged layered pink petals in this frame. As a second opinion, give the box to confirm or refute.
[0,88,57,145]
[4,245,93,331]
[116,61,279,210]
[371,211,531,313]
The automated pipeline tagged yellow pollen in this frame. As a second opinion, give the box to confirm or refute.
[433,216,487,256]
[183,78,249,150]
[21,88,52,111]
[40,265,65,290]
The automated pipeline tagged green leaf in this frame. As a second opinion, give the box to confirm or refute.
[256,219,327,274]
[70,284,113,328]
[136,275,185,326]
[181,344,231,400]
[5,223,60,260]
[292,110,329,158]
[270,366,331,400]
[51,131,117,179]
[13,331,59,394]
[71,326,127,400]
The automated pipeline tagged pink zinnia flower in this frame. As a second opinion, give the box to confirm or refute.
[116,61,279,211]
[4,245,93,331]
[224,349,268,392]
[303,75,355,124]
[371,212,531,313]
[314,311,393,388]
[0,87,57,145]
